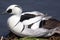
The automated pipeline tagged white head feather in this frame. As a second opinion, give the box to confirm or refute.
[6,4,22,15]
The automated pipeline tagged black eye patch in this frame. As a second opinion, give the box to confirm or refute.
[7,9,12,13]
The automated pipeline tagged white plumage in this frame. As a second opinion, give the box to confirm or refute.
[3,4,56,37]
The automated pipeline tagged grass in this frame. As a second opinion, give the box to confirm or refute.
[17,37,48,40]
[1,35,60,40]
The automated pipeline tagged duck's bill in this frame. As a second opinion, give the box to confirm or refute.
[0,11,8,15]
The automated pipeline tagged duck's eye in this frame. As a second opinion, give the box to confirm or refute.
[7,9,12,13]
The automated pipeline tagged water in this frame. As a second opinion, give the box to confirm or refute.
[0,0,60,36]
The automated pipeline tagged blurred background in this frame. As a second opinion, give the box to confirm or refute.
[0,0,60,36]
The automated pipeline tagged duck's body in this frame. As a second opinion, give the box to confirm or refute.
[7,14,49,37]
[7,12,46,36]
[3,4,60,37]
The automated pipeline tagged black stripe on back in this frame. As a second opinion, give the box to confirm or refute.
[21,25,25,32]
[39,20,46,28]
[28,20,46,29]
[20,14,36,22]
[28,23,34,28]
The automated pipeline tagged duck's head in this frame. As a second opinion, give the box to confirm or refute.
[3,4,22,15]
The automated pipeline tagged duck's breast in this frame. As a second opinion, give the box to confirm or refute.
[7,15,20,29]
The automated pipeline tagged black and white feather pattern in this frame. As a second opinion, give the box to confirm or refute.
[6,5,60,37]
[19,11,51,30]
[20,11,44,29]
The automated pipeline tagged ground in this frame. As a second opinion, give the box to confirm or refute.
[0,32,60,40]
